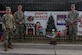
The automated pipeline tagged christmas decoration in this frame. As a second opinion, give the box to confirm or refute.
[46,14,57,33]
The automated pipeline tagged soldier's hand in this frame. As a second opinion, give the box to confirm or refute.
[19,22,23,25]
[70,21,73,24]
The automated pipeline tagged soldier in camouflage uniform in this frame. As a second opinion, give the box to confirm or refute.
[2,7,16,51]
[14,5,25,41]
[67,4,79,42]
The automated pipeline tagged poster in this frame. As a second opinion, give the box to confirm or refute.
[57,15,66,25]
[24,11,82,35]
[77,16,82,35]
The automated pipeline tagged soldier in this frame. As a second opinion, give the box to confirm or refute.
[14,5,25,41]
[67,4,79,42]
[2,7,16,51]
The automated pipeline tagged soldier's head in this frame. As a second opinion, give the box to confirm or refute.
[71,4,76,12]
[6,7,11,14]
[18,5,22,11]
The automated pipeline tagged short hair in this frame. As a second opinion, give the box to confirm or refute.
[18,5,22,8]
[6,7,11,10]
[71,4,75,7]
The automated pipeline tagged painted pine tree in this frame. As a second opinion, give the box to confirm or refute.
[46,15,57,33]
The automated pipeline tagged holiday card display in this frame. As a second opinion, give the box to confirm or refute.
[24,11,82,36]
[24,11,67,36]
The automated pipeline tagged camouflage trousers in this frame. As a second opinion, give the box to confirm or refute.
[16,24,25,40]
[68,24,77,41]
[3,28,13,47]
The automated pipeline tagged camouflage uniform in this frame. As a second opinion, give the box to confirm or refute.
[2,7,16,51]
[14,10,25,41]
[67,10,79,41]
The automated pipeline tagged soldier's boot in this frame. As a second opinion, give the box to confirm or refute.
[8,45,13,49]
[4,46,8,51]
